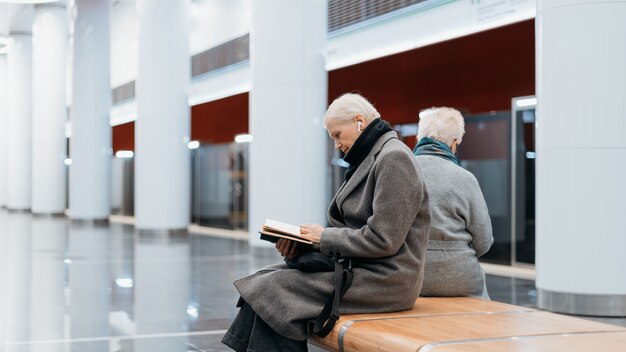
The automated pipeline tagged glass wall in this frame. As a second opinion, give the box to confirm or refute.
[111,156,134,216]
[110,142,249,231]
[108,103,535,268]
[389,113,514,265]
[191,143,248,230]
[512,97,536,265]
[458,112,512,264]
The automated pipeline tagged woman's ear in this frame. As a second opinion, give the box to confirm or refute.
[451,139,459,154]
[354,114,365,131]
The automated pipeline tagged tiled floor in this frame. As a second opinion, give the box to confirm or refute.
[0,210,624,351]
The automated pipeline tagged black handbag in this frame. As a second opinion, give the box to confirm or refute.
[285,251,334,272]
[285,251,354,338]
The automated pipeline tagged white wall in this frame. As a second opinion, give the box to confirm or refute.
[189,0,251,55]
[109,0,252,90]
[107,0,538,113]
[111,0,138,87]
[325,0,536,70]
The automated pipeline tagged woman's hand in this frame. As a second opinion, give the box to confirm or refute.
[276,238,298,260]
[299,224,324,244]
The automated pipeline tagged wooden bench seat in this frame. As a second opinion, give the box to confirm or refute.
[309,297,626,352]
[430,331,626,352]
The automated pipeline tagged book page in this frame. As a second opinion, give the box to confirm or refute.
[259,231,313,245]
[263,219,302,237]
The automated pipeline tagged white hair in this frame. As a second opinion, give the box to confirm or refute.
[417,107,465,146]
[323,93,381,128]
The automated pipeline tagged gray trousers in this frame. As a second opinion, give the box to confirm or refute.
[222,301,308,352]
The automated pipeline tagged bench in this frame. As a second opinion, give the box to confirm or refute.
[309,297,626,352]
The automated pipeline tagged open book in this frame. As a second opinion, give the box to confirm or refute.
[259,219,313,245]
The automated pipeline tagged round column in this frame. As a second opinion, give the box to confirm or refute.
[535,0,626,316]
[0,55,7,207]
[70,0,111,220]
[135,0,190,230]
[6,32,33,211]
[32,2,68,215]
[249,0,328,246]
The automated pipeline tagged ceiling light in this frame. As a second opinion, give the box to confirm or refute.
[187,140,200,149]
[516,98,537,108]
[115,278,134,288]
[235,134,253,143]
[115,150,134,158]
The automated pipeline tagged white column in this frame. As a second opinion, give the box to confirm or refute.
[32,2,68,215]
[70,0,111,220]
[535,0,626,316]
[135,0,190,230]
[249,0,328,245]
[0,55,7,207]
[30,216,67,351]
[6,32,33,210]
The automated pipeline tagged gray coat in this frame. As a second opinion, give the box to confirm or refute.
[234,131,431,340]
[415,155,493,297]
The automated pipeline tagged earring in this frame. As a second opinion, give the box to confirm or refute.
[357,121,362,132]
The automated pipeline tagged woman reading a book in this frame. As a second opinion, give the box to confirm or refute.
[222,93,431,351]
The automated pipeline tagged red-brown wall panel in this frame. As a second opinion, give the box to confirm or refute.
[329,19,535,126]
[111,93,249,153]
[111,21,533,152]
[112,121,134,153]
[191,92,249,144]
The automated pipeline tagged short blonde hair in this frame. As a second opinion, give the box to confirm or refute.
[417,107,465,146]
[323,93,380,128]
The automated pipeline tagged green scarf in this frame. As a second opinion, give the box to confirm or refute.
[412,137,460,166]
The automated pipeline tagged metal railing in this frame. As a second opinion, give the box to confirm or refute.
[111,34,250,105]
[191,33,249,79]
[328,0,428,32]
[112,80,135,105]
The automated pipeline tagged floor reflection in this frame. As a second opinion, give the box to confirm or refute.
[3,212,32,352]
[0,209,280,351]
[0,209,623,351]
[69,222,111,352]
[30,216,66,352]
[134,233,190,352]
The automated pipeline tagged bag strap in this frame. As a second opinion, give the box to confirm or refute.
[313,258,354,337]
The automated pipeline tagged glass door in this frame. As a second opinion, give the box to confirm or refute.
[192,142,249,230]
[457,112,512,265]
[392,115,514,265]
[511,96,536,266]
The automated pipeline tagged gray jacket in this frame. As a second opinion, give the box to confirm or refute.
[415,155,493,297]
[234,131,431,340]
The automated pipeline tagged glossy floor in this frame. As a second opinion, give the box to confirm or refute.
[0,210,623,351]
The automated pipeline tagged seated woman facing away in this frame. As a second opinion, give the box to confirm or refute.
[222,93,431,352]
[413,107,493,298]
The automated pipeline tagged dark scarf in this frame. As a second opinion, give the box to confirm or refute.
[343,118,393,181]
[412,136,460,166]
